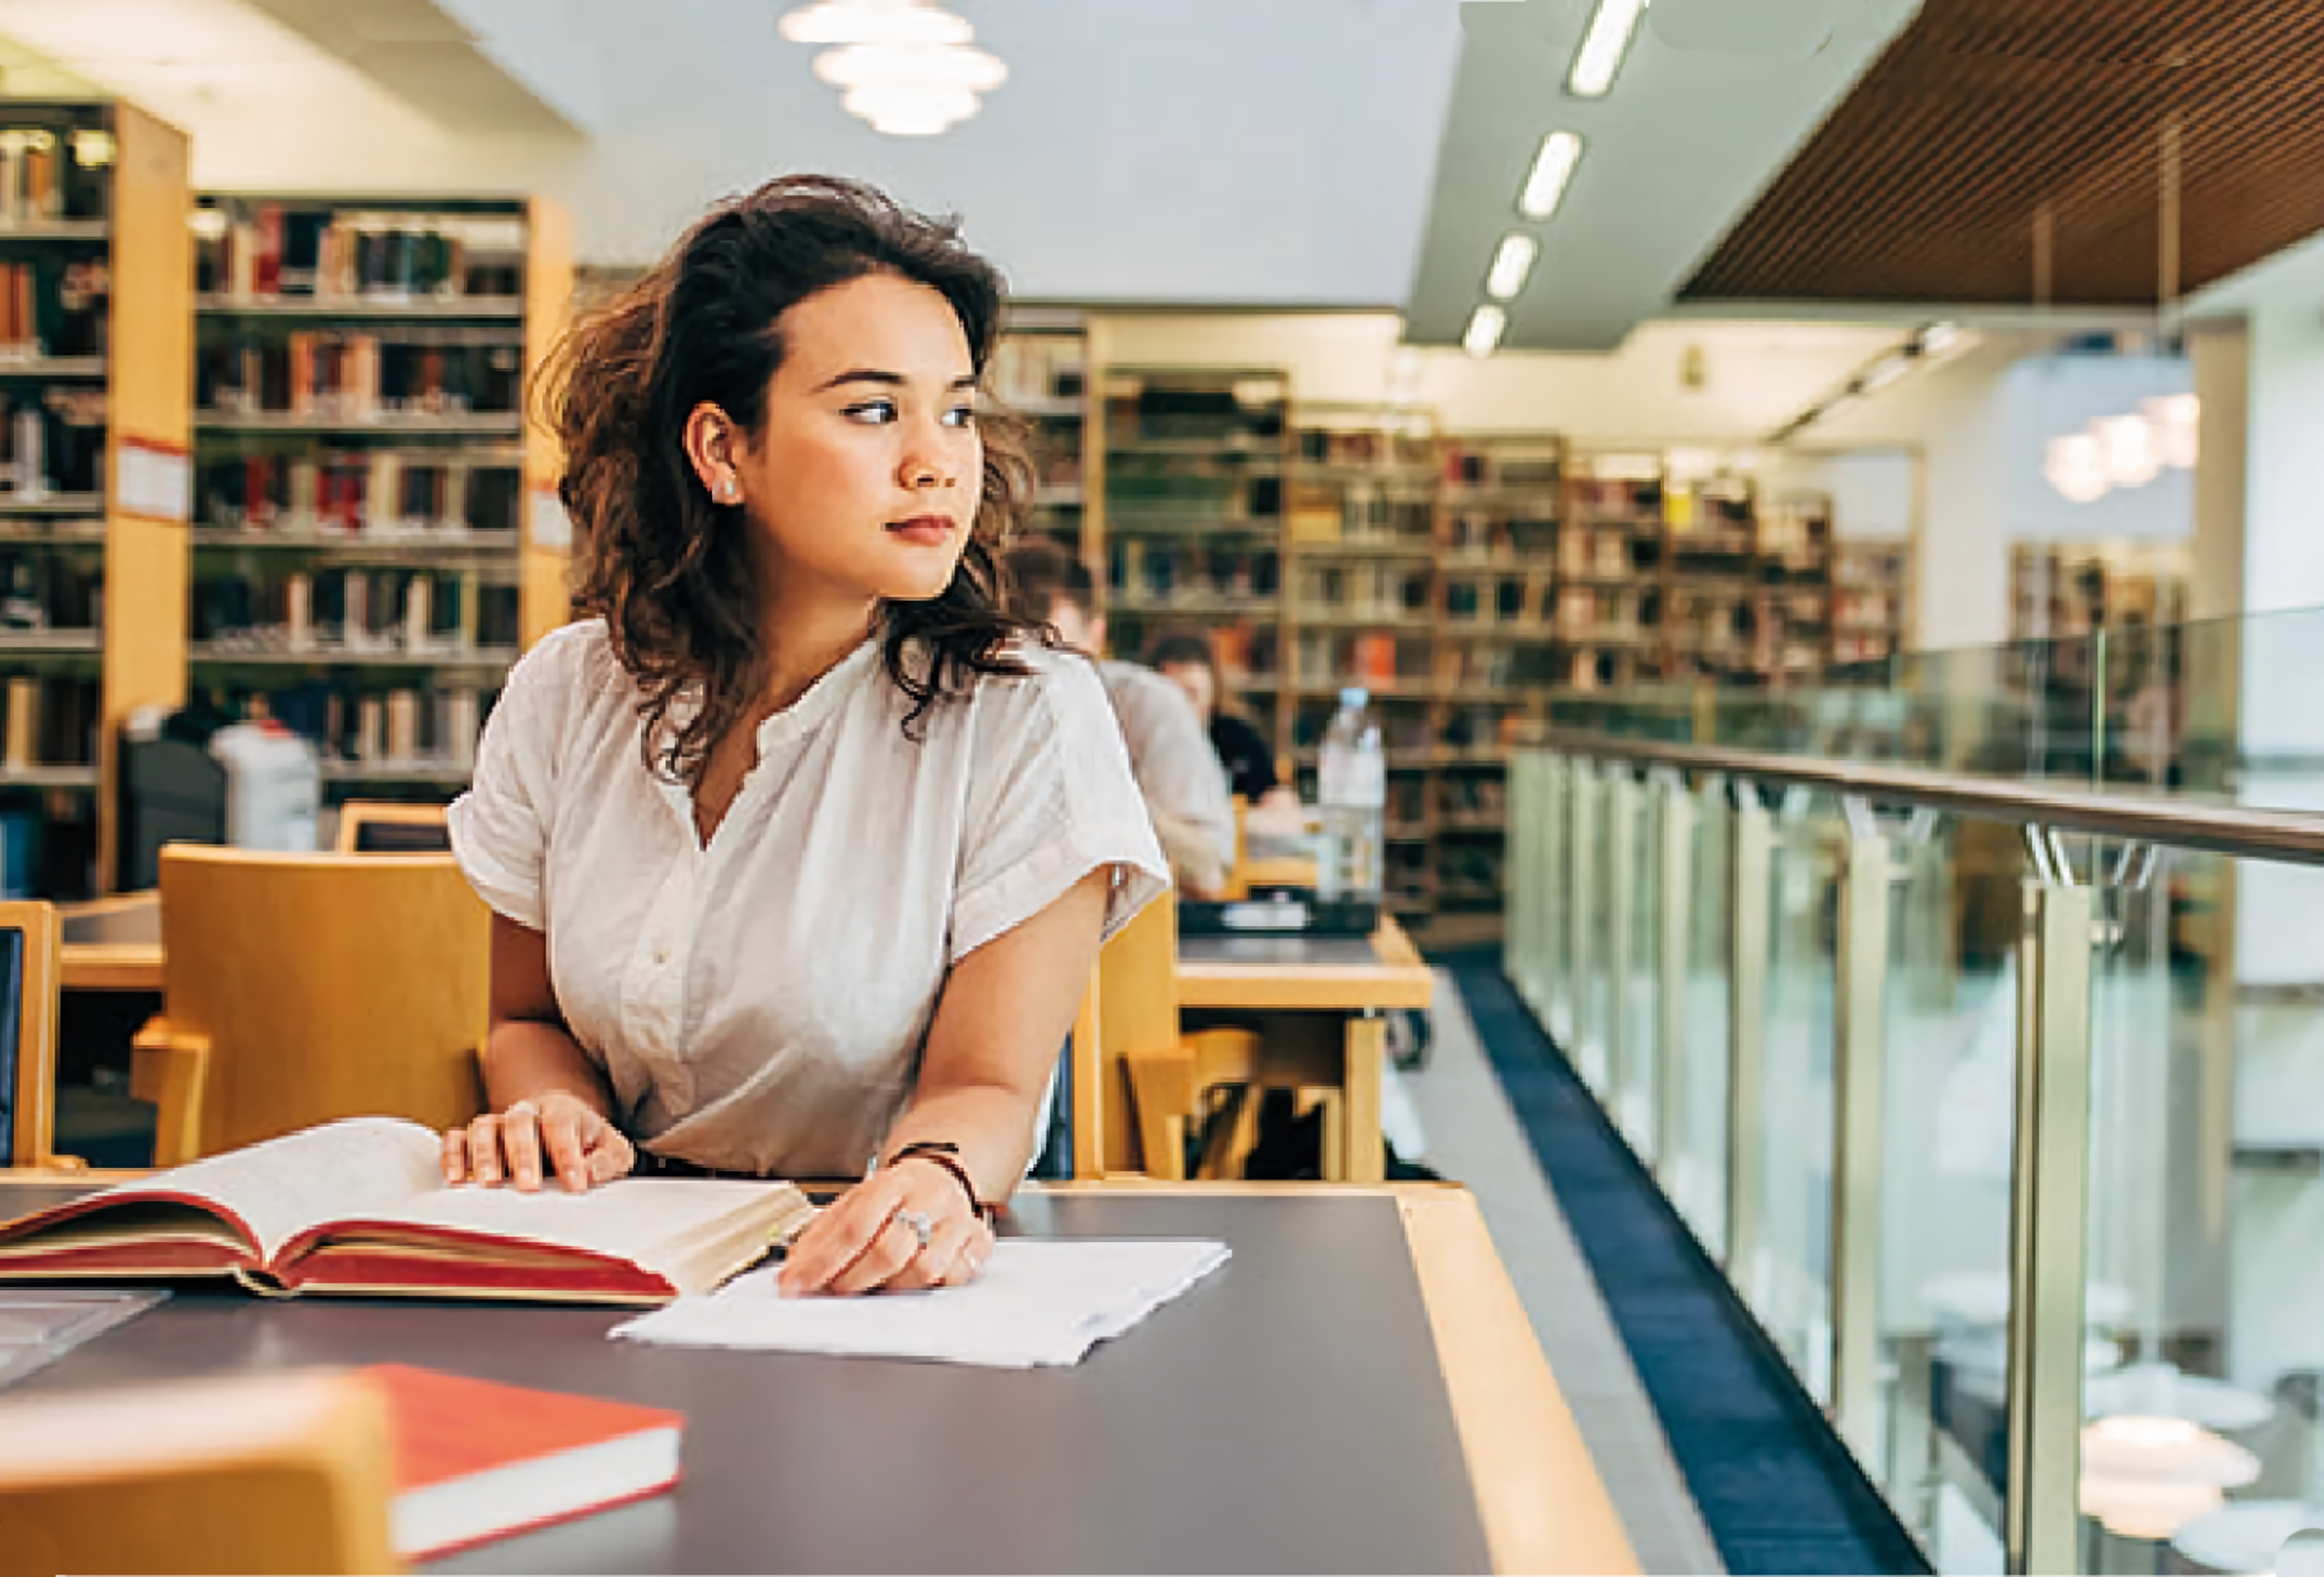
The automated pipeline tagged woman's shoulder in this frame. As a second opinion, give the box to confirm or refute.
[494,618,635,738]
[945,636,1113,739]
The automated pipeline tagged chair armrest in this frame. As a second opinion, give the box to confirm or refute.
[130,1016,211,1168]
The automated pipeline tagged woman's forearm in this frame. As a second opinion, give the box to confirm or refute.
[883,1079,1045,1205]
[483,1018,616,1119]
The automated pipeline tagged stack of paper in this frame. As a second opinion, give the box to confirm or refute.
[610,1239,1230,1368]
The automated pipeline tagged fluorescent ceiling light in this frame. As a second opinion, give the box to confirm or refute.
[1860,354,1911,392]
[1464,304,1507,359]
[1485,234,1539,300]
[1569,0,1649,98]
[1518,132,1584,221]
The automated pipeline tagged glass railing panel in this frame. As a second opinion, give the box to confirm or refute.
[1875,812,2027,1576]
[1746,786,1845,1404]
[1620,769,1660,1155]
[1668,774,1731,1255]
[2077,840,2324,1577]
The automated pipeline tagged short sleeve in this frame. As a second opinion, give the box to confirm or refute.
[950,650,1170,962]
[446,622,589,930]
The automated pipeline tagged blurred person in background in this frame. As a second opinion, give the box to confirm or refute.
[1002,540,1235,897]
[1147,629,1302,817]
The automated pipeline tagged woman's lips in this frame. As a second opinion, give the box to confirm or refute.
[887,516,954,546]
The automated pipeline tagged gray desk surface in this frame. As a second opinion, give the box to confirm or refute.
[60,899,161,949]
[7,1189,1493,1574]
[1177,933,1383,969]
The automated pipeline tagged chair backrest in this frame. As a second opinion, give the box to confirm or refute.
[335,800,453,854]
[1071,887,1182,1177]
[0,900,60,1169]
[1223,795,1250,901]
[0,1369,398,1574]
[148,846,489,1159]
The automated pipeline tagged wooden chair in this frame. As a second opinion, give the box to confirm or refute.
[0,1369,400,1574]
[1070,888,1258,1180]
[0,900,62,1170]
[335,800,452,854]
[134,848,490,1164]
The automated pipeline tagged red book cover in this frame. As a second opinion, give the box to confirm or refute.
[363,1364,683,1561]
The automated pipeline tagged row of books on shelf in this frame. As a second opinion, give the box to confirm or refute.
[194,206,526,303]
[1442,445,1560,491]
[191,568,522,657]
[222,678,489,775]
[0,553,100,631]
[0,124,110,226]
[1106,384,1286,448]
[196,332,523,421]
[0,673,97,771]
[1294,427,1434,470]
[990,336,1084,408]
[0,389,104,500]
[1287,483,1435,544]
[199,453,523,536]
[0,257,106,361]
[1107,540,1278,604]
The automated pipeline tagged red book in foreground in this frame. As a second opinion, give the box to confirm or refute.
[366,1364,683,1560]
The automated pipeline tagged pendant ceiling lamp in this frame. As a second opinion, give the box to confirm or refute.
[778,0,1004,137]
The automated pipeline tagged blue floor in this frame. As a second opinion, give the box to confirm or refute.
[1442,954,1930,1577]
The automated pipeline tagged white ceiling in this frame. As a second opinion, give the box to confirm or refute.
[1406,0,1925,352]
[0,0,1470,309]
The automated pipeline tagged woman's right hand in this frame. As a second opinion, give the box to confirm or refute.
[442,1092,636,1193]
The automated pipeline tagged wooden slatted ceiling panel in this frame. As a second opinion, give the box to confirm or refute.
[1682,0,2324,306]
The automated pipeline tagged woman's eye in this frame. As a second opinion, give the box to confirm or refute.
[845,400,898,424]
[943,405,978,428]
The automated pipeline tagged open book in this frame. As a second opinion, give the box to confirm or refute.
[0,1117,813,1305]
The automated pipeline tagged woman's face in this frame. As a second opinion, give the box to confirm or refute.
[724,271,985,615]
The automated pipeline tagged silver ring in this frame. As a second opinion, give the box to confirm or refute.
[893,1209,934,1250]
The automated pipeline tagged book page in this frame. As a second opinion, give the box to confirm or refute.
[348,1179,806,1279]
[90,1117,443,1262]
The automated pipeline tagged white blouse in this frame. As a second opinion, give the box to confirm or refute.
[447,619,1168,1178]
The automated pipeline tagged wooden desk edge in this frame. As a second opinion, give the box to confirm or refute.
[61,944,165,993]
[1038,1181,1641,1576]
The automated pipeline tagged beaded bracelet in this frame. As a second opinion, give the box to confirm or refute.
[883,1141,995,1228]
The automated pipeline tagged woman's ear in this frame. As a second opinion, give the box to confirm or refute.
[683,402,744,506]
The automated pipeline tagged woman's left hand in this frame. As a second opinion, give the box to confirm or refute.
[776,1159,994,1296]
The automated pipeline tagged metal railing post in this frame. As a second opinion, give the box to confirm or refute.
[1830,813,1893,1470]
[2003,869,2095,1577]
[1726,788,1772,1280]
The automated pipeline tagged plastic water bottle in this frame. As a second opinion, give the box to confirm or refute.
[1315,686,1385,903]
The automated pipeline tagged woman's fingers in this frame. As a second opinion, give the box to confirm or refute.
[539,1105,593,1192]
[887,1214,985,1292]
[826,1210,930,1297]
[501,1103,544,1191]
[439,1127,468,1183]
[585,1119,636,1185]
[464,1114,506,1186]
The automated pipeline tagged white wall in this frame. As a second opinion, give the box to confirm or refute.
[1761,449,1916,541]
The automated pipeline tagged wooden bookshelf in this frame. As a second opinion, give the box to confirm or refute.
[0,100,194,900]
[2009,540,2188,643]
[1834,540,1911,665]
[1101,365,1291,778]
[187,191,571,810]
[997,309,1096,573]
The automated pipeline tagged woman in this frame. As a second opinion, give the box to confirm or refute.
[1147,629,1298,813]
[442,176,1166,1297]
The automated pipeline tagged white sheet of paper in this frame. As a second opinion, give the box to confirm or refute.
[608,1239,1230,1367]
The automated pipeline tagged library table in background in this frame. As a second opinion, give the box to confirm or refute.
[1173,916,1434,1184]
[0,1177,1633,1576]
[58,892,163,994]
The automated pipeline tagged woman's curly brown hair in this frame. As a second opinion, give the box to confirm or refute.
[536,174,1044,786]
